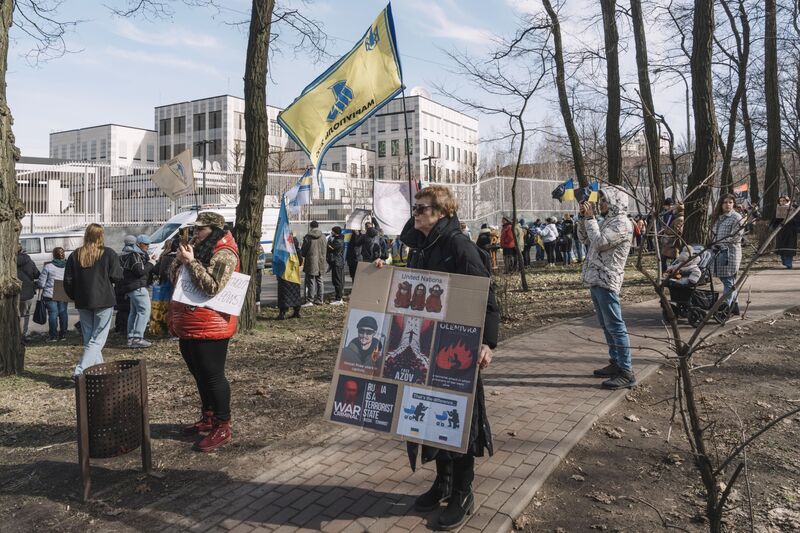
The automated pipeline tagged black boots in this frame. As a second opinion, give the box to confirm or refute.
[414,459,453,511]
[290,306,301,319]
[437,456,475,530]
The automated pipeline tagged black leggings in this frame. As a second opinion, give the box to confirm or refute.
[544,241,556,264]
[180,338,231,421]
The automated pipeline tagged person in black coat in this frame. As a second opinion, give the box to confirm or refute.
[16,247,41,341]
[346,229,364,280]
[327,226,346,304]
[772,195,798,269]
[374,185,500,531]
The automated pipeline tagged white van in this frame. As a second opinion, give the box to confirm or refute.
[147,204,280,265]
[20,231,84,270]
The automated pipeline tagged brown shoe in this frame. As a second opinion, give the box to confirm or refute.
[196,419,232,452]
[183,410,214,435]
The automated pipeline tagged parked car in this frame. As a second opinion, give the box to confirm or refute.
[19,231,84,270]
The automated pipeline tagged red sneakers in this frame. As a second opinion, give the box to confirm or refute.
[183,410,214,435]
[196,419,232,452]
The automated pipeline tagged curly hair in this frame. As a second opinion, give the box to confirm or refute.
[415,185,459,217]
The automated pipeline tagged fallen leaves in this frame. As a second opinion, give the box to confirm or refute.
[587,491,616,504]
[624,414,640,422]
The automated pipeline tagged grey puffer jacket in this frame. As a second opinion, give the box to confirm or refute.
[577,185,633,294]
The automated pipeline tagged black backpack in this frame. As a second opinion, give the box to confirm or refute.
[449,230,493,275]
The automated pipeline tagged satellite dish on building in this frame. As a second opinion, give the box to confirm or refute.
[192,158,202,171]
[409,86,431,99]
[212,161,221,172]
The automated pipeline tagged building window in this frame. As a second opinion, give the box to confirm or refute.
[159,145,170,160]
[235,112,245,131]
[378,140,386,157]
[391,139,399,156]
[446,169,450,182]
[405,139,412,155]
[209,110,222,129]
[99,139,107,159]
[89,140,97,159]
[159,118,171,136]
[174,116,186,134]
[146,144,155,162]
[81,142,88,159]
[390,114,399,131]
[332,162,341,172]
[392,165,399,180]
[424,139,428,156]
[69,143,76,159]
[350,163,358,176]
[173,143,185,156]
[457,148,461,163]
[424,165,429,179]
[269,119,282,138]
[61,145,67,159]
[361,141,370,150]
[208,139,222,156]
[369,166,375,179]
[378,116,386,133]
[361,164,366,177]
[437,142,441,158]
[193,113,206,131]
[378,166,385,179]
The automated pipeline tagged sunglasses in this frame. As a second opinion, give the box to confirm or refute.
[358,328,375,335]
[412,204,433,214]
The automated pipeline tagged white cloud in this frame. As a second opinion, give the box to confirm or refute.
[408,0,492,44]
[114,20,220,49]
[104,46,221,76]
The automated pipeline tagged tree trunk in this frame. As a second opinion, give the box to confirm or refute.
[0,2,25,376]
[542,0,587,187]
[630,0,665,209]
[513,113,529,292]
[684,0,719,245]
[740,90,759,206]
[719,0,750,194]
[600,0,621,185]
[233,0,275,332]
[762,0,781,220]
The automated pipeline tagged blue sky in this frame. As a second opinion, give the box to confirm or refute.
[7,0,687,159]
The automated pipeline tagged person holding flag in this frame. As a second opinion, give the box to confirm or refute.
[273,197,304,319]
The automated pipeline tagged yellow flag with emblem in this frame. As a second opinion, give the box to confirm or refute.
[277,3,403,172]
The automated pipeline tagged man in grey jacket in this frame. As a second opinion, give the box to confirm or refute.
[577,185,636,389]
[301,221,327,306]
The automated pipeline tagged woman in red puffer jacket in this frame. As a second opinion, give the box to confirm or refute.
[169,212,239,453]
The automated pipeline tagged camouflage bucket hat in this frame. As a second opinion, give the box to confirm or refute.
[194,212,226,229]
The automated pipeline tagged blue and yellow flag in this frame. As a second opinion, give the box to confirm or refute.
[272,196,302,284]
[562,179,576,201]
[285,169,313,214]
[277,4,403,172]
[589,181,600,203]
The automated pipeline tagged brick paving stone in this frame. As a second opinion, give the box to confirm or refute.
[227,524,255,533]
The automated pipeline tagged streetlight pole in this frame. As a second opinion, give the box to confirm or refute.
[653,67,691,152]
[194,140,212,205]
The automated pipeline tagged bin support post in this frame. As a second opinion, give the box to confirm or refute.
[75,375,91,502]
[140,361,152,474]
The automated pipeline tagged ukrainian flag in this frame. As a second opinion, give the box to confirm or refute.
[272,196,302,284]
[562,179,576,201]
[285,169,313,213]
[589,181,600,203]
[277,4,403,173]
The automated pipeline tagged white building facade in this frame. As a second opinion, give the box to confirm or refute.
[49,124,157,169]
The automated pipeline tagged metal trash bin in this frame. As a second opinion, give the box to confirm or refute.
[75,359,152,501]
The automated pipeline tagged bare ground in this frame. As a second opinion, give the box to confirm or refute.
[514,306,800,533]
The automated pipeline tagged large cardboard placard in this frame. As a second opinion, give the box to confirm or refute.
[171,266,250,316]
[324,262,489,453]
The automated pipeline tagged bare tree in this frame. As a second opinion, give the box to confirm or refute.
[762,0,781,219]
[230,139,245,172]
[541,0,588,187]
[600,0,622,185]
[684,0,719,244]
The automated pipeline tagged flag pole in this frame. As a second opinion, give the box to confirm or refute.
[400,87,414,218]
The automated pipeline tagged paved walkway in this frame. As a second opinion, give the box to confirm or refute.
[132,269,800,532]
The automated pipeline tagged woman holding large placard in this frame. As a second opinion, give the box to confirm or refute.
[169,212,240,453]
[376,185,500,530]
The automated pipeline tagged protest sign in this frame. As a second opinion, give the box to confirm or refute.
[324,263,489,453]
[171,267,250,316]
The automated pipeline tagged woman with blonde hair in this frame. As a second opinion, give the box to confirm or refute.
[64,223,122,376]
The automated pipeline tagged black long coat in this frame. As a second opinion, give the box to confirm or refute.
[773,214,798,258]
[399,214,500,469]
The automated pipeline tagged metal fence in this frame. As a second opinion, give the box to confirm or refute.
[17,159,590,235]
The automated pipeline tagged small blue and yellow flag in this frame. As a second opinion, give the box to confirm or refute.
[285,169,313,214]
[277,3,403,173]
[562,179,576,201]
[589,181,600,203]
[272,196,302,285]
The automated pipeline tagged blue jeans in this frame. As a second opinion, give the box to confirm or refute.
[44,298,68,339]
[719,276,738,306]
[574,240,585,262]
[780,254,793,269]
[590,286,632,372]
[127,287,151,340]
[75,307,113,376]
[563,250,573,265]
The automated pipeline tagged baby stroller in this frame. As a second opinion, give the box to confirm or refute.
[662,245,731,327]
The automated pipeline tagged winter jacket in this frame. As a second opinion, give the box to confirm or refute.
[500,223,516,250]
[118,245,154,294]
[711,211,744,278]
[37,259,66,299]
[772,210,799,258]
[361,227,386,261]
[541,223,559,244]
[64,248,123,309]
[16,252,40,301]
[400,214,500,466]
[577,186,633,294]
[301,228,327,276]
[476,228,492,252]
[660,215,684,259]
[346,231,364,265]
[169,231,240,340]
[327,234,345,268]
